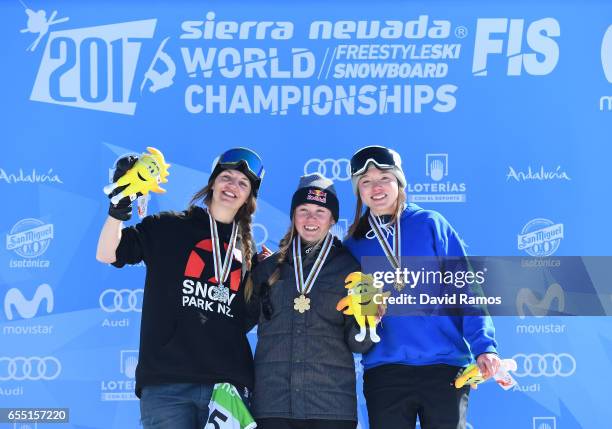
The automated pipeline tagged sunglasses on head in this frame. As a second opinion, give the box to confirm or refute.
[350,145,401,177]
[215,148,265,182]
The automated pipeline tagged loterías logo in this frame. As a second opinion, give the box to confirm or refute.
[22,5,172,115]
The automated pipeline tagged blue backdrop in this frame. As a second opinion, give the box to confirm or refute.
[1,1,612,428]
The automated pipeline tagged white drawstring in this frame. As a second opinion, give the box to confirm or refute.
[365,216,395,240]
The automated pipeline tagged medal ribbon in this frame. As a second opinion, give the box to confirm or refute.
[368,213,401,270]
[292,233,333,295]
[208,210,239,287]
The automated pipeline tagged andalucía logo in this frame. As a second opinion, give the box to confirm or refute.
[0,168,63,184]
[506,165,571,182]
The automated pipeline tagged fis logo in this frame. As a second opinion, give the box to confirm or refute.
[4,284,54,320]
[30,20,157,115]
[472,18,560,76]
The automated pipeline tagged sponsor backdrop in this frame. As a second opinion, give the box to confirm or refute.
[1,0,611,428]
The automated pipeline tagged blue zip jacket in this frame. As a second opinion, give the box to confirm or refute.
[343,203,497,370]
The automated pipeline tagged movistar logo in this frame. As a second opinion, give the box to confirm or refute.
[4,284,54,320]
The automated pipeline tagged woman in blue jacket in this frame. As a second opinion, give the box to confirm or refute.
[343,145,500,429]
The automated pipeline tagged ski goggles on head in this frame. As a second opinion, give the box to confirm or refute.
[214,147,265,182]
[350,145,402,176]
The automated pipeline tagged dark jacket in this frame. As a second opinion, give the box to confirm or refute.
[247,237,372,421]
[112,207,254,397]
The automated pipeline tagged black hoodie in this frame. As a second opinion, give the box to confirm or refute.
[112,206,253,397]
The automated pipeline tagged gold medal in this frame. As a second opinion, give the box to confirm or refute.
[292,234,333,313]
[293,294,311,313]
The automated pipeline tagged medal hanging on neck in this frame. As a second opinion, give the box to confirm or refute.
[368,213,404,292]
[209,211,239,303]
[292,233,333,313]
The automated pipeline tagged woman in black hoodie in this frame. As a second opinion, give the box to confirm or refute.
[96,148,265,429]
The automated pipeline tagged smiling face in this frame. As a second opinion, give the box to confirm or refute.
[211,169,252,213]
[294,203,334,243]
[357,165,400,216]
[135,157,160,182]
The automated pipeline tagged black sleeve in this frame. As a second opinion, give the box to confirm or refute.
[111,215,158,268]
[344,317,374,354]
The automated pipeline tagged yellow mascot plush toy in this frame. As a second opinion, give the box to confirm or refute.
[104,147,170,205]
[454,358,518,390]
[336,272,390,343]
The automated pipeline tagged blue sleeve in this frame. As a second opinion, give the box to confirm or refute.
[435,216,499,357]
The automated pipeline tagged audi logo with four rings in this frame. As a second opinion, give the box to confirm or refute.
[512,353,576,377]
[0,356,62,381]
[304,158,351,181]
[99,289,144,313]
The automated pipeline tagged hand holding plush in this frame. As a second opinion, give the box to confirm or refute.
[336,272,390,343]
[104,147,170,205]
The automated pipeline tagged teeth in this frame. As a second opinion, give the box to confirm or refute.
[222,191,236,198]
[372,194,386,200]
[304,225,318,231]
